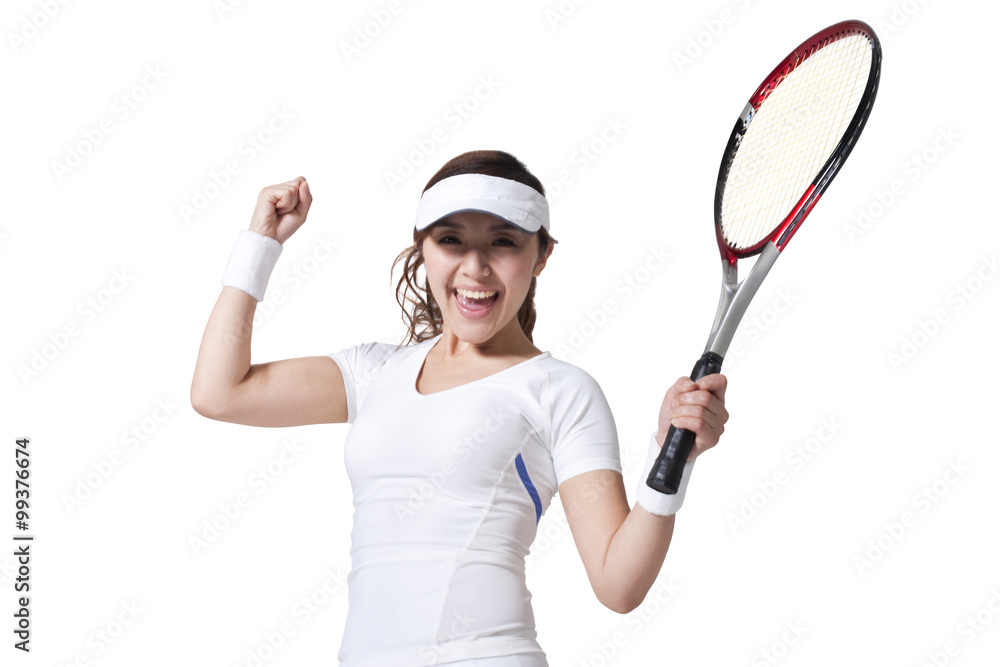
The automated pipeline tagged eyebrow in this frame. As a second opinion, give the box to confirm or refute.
[433,219,521,233]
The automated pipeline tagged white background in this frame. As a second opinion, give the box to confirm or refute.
[3,0,998,665]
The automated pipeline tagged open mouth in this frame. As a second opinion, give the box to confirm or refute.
[453,287,500,316]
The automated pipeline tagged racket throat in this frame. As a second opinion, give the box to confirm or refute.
[704,241,781,357]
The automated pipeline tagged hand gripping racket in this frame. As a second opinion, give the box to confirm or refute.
[647,20,882,494]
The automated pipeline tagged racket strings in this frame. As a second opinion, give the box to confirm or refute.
[721,32,873,250]
[732,36,868,246]
[748,40,849,243]
[728,36,866,246]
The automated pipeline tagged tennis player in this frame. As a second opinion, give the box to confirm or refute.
[191,150,729,666]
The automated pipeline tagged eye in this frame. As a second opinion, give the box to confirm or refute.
[437,235,459,244]
[494,237,516,247]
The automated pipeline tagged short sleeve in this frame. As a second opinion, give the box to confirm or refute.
[546,368,622,487]
[327,341,400,423]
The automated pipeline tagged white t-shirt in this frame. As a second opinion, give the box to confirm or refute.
[328,333,622,666]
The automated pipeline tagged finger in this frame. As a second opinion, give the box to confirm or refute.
[696,397,728,426]
[696,373,728,402]
[669,414,723,453]
[695,421,724,453]
[670,396,726,428]
[674,408,725,440]
[664,375,696,401]
[677,387,727,416]
[272,183,301,214]
[296,177,313,216]
[673,394,729,439]
[670,402,727,435]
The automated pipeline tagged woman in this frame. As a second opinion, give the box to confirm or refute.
[191,150,729,666]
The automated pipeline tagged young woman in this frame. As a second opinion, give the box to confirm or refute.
[191,150,729,666]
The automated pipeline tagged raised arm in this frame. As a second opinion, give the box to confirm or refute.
[190,177,349,427]
[559,373,728,614]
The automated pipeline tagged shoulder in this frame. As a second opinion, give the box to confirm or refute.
[327,339,403,363]
[327,337,425,380]
[329,333,435,360]
[530,355,611,413]
[535,354,605,390]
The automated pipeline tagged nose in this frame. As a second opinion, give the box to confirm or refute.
[460,244,492,278]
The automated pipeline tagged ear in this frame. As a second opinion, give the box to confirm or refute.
[532,238,555,277]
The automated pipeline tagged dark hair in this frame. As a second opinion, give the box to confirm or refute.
[391,150,558,346]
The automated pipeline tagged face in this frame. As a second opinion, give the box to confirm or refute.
[419,211,552,345]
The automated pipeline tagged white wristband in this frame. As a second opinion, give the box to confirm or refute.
[221,230,283,302]
[636,430,696,516]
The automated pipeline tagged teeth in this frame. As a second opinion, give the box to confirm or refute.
[455,288,498,299]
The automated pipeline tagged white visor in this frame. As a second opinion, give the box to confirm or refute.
[414,173,549,233]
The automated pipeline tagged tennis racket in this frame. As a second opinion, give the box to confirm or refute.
[647,19,882,494]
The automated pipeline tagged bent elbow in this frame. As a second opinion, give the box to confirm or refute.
[190,384,228,420]
[190,393,214,420]
[602,599,637,615]
[599,589,641,615]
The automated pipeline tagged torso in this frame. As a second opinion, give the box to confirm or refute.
[333,334,619,665]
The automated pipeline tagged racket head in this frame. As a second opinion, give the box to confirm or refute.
[714,20,882,263]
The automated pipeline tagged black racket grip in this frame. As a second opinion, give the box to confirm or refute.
[646,351,724,494]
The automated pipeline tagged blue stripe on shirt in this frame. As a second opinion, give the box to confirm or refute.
[514,452,542,524]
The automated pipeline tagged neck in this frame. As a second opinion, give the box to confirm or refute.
[435,319,538,359]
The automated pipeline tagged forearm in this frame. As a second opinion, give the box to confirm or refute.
[191,225,284,410]
[190,286,258,409]
[597,503,675,613]
[597,429,694,613]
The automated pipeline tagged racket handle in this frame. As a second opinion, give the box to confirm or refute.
[646,351,724,494]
